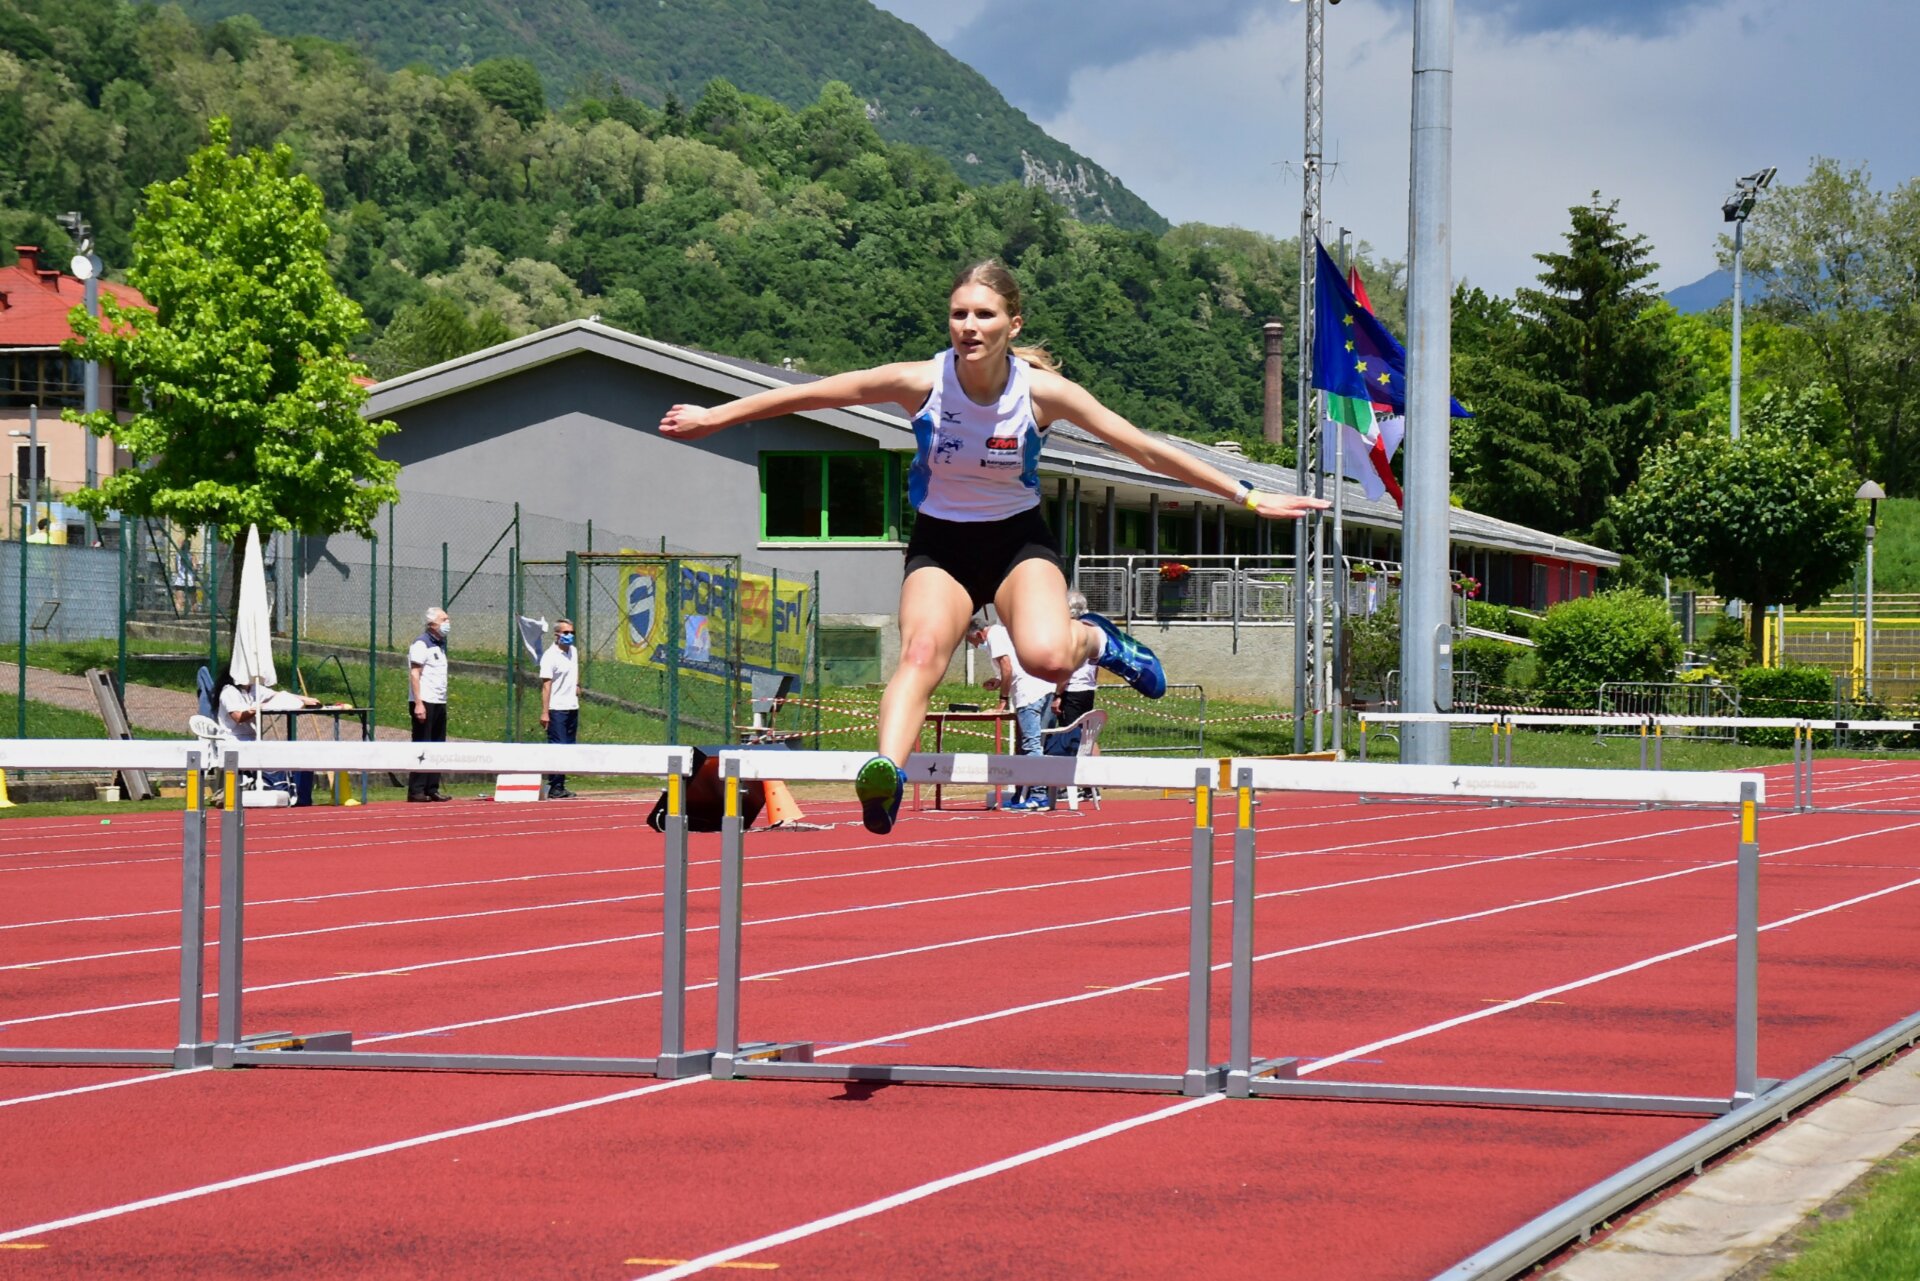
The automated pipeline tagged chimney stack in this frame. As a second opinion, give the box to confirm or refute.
[1262,318,1286,446]
[12,245,37,272]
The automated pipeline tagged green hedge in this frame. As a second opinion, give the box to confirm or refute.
[1530,591,1680,710]
[1736,664,1834,746]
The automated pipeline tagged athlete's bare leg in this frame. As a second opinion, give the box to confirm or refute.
[875,567,975,765]
[994,557,1100,685]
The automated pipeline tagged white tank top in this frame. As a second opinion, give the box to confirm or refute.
[906,350,1046,522]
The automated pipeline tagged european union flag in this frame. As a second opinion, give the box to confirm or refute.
[1310,240,1469,418]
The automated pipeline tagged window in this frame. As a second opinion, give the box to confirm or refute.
[0,353,86,408]
[760,451,906,543]
[14,444,45,500]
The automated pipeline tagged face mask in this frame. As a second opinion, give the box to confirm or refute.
[436,622,450,638]
[557,633,574,647]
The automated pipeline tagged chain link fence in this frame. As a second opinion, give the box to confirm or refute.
[10,490,819,750]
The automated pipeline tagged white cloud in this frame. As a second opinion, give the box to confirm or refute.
[872,0,1920,298]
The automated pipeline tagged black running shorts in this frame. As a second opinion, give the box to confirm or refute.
[903,507,1066,612]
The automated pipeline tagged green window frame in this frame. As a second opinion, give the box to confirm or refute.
[760,451,910,543]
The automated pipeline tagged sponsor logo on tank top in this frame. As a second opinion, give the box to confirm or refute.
[981,434,1021,467]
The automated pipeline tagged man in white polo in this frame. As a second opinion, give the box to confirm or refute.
[539,618,580,799]
[408,606,453,801]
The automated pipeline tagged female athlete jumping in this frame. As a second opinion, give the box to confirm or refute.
[660,260,1327,833]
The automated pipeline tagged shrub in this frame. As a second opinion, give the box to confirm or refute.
[1453,636,1526,704]
[1345,597,1398,706]
[1530,590,1681,710]
[1735,664,1835,746]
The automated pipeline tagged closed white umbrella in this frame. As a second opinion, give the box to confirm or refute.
[229,524,277,690]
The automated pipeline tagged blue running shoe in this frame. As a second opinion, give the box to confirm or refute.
[1082,611,1166,699]
[855,755,907,835]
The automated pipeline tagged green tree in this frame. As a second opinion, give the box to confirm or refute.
[64,118,400,612]
[1737,157,1920,494]
[1454,198,1711,539]
[1614,397,1865,651]
[466,57,545,128]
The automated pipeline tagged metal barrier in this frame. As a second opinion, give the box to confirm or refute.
[1222,758,1769,1115]
[210,741,705,1076]
[0,739,216,1068]
[1359,711,1920,816]
[708,749,1226,1095]
[1596,681,1739,739]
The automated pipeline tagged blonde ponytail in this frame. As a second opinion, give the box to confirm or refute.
[1011,343,1059,373]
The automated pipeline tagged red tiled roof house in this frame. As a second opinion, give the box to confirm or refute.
[1,244,148,534]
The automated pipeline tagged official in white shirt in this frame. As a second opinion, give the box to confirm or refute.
[539,618,581,799]
[408,607,453,801]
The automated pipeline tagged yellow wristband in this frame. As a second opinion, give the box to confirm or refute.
[1242,489,1263,511]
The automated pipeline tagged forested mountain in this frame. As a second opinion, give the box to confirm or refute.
[0,0,1340,456]
[169,0,1167,233]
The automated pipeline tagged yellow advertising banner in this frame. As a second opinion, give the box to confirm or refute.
[616,555,809,687]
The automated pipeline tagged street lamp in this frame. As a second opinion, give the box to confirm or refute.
[8,404,39,531]
[1858,480,1884,699]
[54,210,102,547]
[1722,166,1776,442]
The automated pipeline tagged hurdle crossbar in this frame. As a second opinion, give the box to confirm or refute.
[212,743,711,1077]
[0,741,216,1069]
[1225,758,1770,1114]
[710,749,1228,1095]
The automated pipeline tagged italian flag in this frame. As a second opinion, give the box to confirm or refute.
[1321,266,1405,507]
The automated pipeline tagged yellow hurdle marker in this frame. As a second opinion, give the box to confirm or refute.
[0,768,14,807]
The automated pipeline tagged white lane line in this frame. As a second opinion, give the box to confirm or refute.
[4,806,1697,1020]
[4,819,1916,1254]
[0,1076,708,1245]
[0,1067,212,1110]
[1301,867,1920,1076]
[630,1096,1224,1281]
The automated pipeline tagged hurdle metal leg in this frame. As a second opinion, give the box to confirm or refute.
[1184,766,1224,1096]
[1733,780,1772,1103]
[654,768,712,1077]
[213,755,246,1068]
[175,753,215,1067]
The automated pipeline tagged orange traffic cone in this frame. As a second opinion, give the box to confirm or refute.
[763,779,805,828]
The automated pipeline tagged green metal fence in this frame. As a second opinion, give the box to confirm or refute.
[516,551,822,747]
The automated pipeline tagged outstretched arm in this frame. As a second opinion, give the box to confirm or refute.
[1033,373,1330,521]
[660,361,936,441]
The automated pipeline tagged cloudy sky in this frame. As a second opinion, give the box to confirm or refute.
[868,0,1920,297]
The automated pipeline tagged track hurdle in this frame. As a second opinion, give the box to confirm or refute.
[209,740,707,1077]
[0,739,217,1069]
[1224,759,1770,1114]
[709,749,1227,1095]
[1790,719,1920,815]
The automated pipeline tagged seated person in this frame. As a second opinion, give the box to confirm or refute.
[213,674,323,804]
[215,673,321,740]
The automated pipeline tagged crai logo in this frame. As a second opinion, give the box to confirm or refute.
[627,570,656,648]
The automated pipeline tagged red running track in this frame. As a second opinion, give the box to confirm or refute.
[3,763,1918,1278]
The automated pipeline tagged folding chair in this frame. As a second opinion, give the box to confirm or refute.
[1040,709,1106,811]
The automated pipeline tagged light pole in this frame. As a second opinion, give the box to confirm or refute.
[55,211,102,547]
[1722,167,1775,442]
[1858,480,1884,699]
[8,405,39,530]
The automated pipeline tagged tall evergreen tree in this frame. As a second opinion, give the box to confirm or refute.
[1453,196,1712,540]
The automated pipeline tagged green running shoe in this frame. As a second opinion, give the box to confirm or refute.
[855,755,907,835]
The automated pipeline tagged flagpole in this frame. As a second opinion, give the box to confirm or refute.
[1328,234,1350,757]
[1293,0,1326,755]
[1401,0,1456,765]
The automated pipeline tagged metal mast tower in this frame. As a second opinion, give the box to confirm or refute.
[1291,0,1326,754]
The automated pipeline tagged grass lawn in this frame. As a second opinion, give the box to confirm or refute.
[1765,1138,1920,1280]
